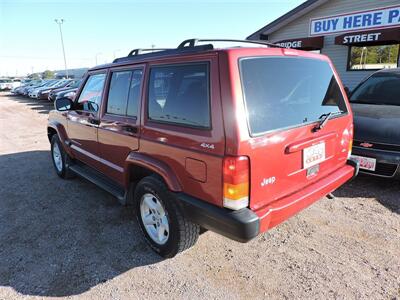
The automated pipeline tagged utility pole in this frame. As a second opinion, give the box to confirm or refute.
[113,49,121,59]
[54,19,68,78]
[95,52,102,65]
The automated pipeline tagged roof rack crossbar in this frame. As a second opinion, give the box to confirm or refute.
[128,48,173,56]
[112,38,281,65]
[112,44,213,64]
[177,38,281,49]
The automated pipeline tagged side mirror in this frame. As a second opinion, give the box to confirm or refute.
[88,101,99,112]
[54,97,73,111]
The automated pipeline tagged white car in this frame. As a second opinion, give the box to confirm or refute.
[0,79,21,90]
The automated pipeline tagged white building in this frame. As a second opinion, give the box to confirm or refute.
[54,68,88,79]
[247,0,400,90]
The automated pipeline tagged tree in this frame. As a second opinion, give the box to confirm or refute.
[29,73,41,80]
[42,70,55,79]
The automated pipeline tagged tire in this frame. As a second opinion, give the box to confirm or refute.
[200,227,208,235]
[135,175,200,258]
[50,135,74,179]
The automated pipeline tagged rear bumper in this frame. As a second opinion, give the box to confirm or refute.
[178,160,358,242]
[177,160,359,243]
[352,146,400,178]
[178,193,259,242]
[255,160,357,232]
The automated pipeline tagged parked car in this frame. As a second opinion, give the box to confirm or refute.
[350,68,400,178]
[47,39,358,258]
[28,80,58,98]
[48,79,82,101]
[37,79,73,100]
[0,79,21,90]
[18,80,43,95]
[0,79,11,90]
[55,87,78,101]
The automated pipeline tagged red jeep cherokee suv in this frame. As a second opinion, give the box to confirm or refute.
[48,39,359,258]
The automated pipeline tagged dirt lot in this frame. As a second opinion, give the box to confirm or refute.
[0,92,399,300]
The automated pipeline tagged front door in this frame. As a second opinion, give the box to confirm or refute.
[67,72,107,170]
[98,67,144,184]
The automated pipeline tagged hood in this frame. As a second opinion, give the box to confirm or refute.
[351,103,400,145]
[38,87,52,92]
[59,88,77,95]
[51,86,73,94]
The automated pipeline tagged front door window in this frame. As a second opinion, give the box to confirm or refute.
[75,73,106,112]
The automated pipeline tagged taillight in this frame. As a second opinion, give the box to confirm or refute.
[223,156,249,210]
[348,123,354,159]
[348,138,353,159]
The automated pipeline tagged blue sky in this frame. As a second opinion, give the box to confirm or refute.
[0,0,304,76]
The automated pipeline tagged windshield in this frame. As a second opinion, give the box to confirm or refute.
[350,72,400,106]
[43,80,57,86]
[52,80,66,87]
[240,56,348,135]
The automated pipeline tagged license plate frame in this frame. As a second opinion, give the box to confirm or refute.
[303,142,326,169]
[351,155,376,171]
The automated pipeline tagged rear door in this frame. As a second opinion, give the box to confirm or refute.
[238,55,352,210]
[97,66,144,184]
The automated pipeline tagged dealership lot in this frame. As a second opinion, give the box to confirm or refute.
[0,92,399,299]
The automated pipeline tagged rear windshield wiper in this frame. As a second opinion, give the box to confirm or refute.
[312,112,333,132]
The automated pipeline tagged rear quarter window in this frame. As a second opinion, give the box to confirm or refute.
[148,63,210,129]
[239,56,348,135]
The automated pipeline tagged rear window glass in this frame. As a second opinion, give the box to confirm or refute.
[240,57,347,135]
[107,71,132,115]
[350,72,400,106]
[107,69,143,116]
[148,63,210,128]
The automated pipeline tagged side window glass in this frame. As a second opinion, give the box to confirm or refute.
[148,64,210,128]
[107,71,132,115]
[127,69,143,117]
[76,73,106,112]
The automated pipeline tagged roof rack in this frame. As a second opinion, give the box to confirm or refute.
[113,44,213,63]
[127,48,172,56]
[111,38,280,64]
[177,38,281,49]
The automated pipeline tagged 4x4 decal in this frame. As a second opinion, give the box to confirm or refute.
[200,143,215,150]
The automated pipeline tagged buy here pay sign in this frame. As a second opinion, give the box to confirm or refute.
[310,5,400,36]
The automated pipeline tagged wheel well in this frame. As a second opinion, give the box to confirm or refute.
[47,127,57,143]
[129,165,161,184]
[126,165,165,205]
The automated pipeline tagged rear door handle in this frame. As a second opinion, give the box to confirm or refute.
[123,125,138,134]
[89,118,100,125]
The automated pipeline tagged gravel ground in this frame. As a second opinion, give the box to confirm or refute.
[0,92,399,300]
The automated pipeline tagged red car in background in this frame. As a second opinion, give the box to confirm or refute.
[48,79,83,101]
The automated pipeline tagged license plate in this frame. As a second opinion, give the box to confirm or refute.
[303,142,325,169]
[351,155,376,171]
[307,164,320,177]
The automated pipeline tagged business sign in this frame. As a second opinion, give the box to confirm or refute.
[310,5,400,36]
[275,36,324,49]
[334,28,400,45]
